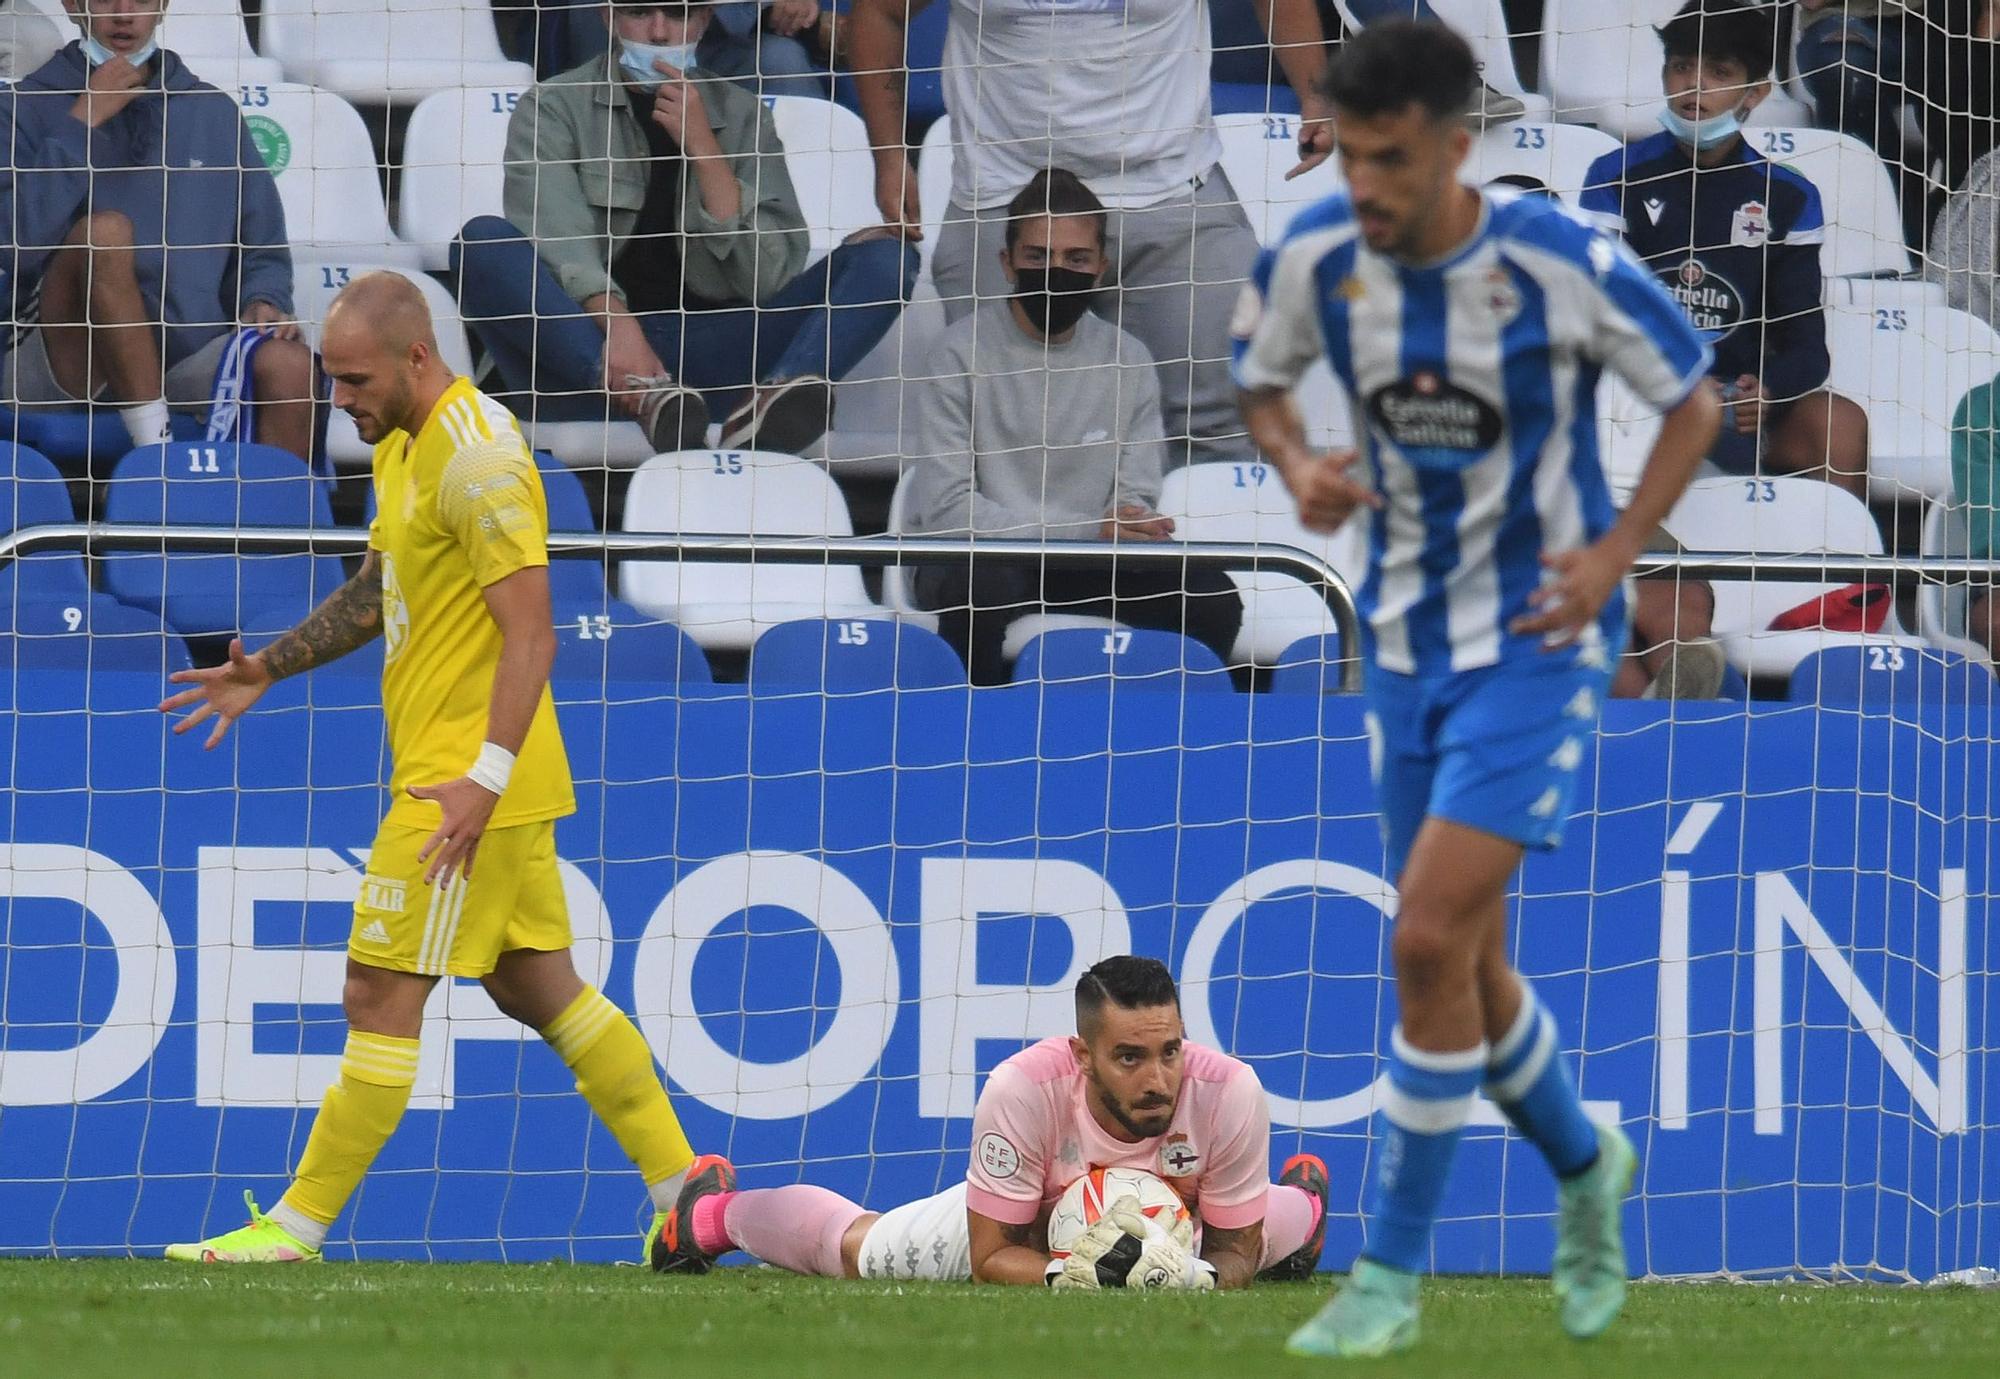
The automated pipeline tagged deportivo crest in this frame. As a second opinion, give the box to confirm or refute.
[1731,200,1769,248]
[1159,1132,1200,1178]
[1480,265,1521,323]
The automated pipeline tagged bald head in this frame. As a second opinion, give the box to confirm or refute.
[321,272,454,445]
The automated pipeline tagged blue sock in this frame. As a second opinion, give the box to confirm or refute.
[1362,1030,1487,1274]
[1486,984,1600,1179]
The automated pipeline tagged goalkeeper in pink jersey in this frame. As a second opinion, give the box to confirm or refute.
[651,955,1331,1290]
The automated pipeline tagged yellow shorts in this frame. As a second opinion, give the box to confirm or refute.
[348,820,571,978]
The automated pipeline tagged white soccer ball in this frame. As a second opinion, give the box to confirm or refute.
[1046,1165,1195,1258]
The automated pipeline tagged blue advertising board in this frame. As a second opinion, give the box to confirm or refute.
[0,669,1991,1280]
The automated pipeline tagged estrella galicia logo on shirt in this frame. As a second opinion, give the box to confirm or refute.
[1365,370,1504,465]
[1668,258,1745,337]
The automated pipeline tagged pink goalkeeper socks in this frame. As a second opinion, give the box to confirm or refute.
[703,1185,867,1277]
[1258,1182,1325,1270]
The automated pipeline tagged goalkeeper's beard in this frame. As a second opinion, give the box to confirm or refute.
[1096,1086,1175,1140]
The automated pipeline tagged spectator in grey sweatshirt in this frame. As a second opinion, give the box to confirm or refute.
[904,169,1243,685]
[1,1,315,465]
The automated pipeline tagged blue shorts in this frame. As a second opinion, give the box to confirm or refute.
[1364,651,1614,882]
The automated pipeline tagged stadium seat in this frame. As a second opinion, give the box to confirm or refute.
[100,441,347,640]
[618,448,880,652]
[1334,0,1548,120]
[1155,458,1367,665]
[916,115,956,285]
[749,617,966,692]
[0,572,194,676]
[1215,111,1345,245]
[291,260,477,468]
[530,449,611,604]
[1916,501,1995,667]
[1463,121,1619,206]
[238,82,422,266]
[1269,632,1346,695]
[160,0,286,87]
[397,85,526,271]
[0,442,86,597]
[1012,627,1234,692]
[1789,643,1994,708]
[1825,301,2000,502]
[1742,127,1909,277]
[1662,475,1926,681]
[767,96,881,263]
[1541,0,1808,138]
[258,0,534,106]
[552,596,711,686]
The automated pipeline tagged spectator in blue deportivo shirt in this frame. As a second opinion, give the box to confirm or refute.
[1581,0,1869,499]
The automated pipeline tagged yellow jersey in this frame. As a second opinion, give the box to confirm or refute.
[368,378,574,831]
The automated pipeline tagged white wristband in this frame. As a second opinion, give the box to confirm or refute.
[467,741,515,797]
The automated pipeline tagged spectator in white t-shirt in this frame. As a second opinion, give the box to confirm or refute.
[848,0,1333,466]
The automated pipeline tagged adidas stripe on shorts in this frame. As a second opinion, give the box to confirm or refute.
[348,819,570,978]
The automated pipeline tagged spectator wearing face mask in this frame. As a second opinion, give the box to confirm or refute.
[903,169,1244,685]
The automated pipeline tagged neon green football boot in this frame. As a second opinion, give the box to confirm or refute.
[1552,1123,1639,1339]
[1284,1258,1421,1359]
[164,1191,321,1263]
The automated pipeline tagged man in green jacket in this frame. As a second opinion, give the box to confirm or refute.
[453,1,915,456]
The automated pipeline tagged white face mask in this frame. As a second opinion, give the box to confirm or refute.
[1658,101,1745,152]
[618,37,698,87]
[81,32,159,69]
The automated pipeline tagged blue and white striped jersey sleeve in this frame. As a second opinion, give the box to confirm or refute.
[1230,243,1322,394]
[1583,230,1712,412]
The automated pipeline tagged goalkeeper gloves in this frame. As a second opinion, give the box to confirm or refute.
[1046,1201,1218,1291]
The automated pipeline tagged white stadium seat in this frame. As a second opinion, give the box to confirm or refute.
[397,85,525,271]
[1338,0,1548,120]
[291,259,474,468]
[1742,127,1909,277]
[1215,111,1344,245]
[1463,121,1619,206]
[1825,301,2000,502]
[1156,459,1367,666]
[163,0,284,86]
[239,82,423,267]
[1542,0,1808,139]
[258,0,533,106]
[766,96,879,262]
[1663,475,1923,680]
[1917,501,1995,666]
[620,449,881,652]
[917,114,956,286]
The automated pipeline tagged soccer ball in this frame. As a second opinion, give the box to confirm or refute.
[1046,1166,1194,1258]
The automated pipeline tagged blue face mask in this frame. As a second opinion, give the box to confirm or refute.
[618,38,698,87]
[82,33,159,69]
[1658,101,1745,151]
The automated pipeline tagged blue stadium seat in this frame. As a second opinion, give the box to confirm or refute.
[101,442,346,639]
[0,404,199,471]
[0,442,87,597]
[1270,633,1346,695]
[0,572,193,675]
[553,597,711,686]
[1788,644,1996,708]
[749,618,965,692]
[537,451,609,604]
[1013,628,1233,692]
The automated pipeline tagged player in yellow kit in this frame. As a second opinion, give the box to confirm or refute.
[158,272,729,1263]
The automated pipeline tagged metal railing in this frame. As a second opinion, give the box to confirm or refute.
[3,523,1992,694]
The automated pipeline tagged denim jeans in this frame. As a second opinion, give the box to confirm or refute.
[452,217,917,419]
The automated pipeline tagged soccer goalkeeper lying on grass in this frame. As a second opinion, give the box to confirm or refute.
[650,955,1329,1290]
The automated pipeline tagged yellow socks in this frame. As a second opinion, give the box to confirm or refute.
[276,1030,420,1244]
[544,987,694,1205]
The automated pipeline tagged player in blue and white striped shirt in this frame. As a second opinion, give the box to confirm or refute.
[1233,20,1723,1360]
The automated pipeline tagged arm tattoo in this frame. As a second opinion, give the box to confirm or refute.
[998,1220,1035,1248]
[1199,1223,1264,1291]
[260,556,384,681]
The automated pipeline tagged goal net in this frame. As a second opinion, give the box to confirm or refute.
[0,0,1993,1282]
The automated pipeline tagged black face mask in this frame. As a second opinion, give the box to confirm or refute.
[1013,266,1098,335]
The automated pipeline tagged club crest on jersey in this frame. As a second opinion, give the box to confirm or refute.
[1365,371,1504,468]
[1732,200,1769,248]
[1668,259,1744,337]
[1481,266,1521,324]
[1159,1133,1200,1178]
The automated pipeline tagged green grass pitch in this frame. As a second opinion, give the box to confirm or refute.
[3,1261,1995,1377]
